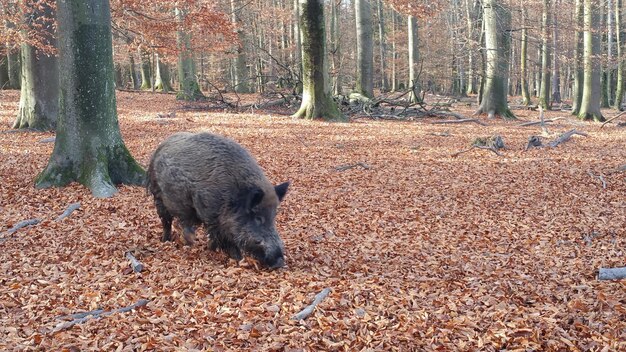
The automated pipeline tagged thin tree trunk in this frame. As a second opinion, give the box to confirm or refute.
[355,0,374,97]
[408,15,421,103]
[520,6,531,105]
[231,0,250,93]
[0,53,9,88]
[607,0,614,106]
[539,0,551,109]
[572,0,584,114]
[465,0,478,95]
[391,9,398,91]
[377,0,388,92]
[7,45,20,89]
[293,0,343,121]
[552,0,561,104]
[578,0,605,121]
[614,0,624,109]
[330,0,342,95]
[36,0,145,198]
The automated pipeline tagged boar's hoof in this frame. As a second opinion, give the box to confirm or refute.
[182,227,196,246]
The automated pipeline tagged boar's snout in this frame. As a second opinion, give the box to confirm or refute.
[264,250,285,269]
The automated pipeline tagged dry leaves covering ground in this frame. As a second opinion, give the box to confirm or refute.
[1,90,625,351]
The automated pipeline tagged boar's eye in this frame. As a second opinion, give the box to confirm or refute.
[254,216,265,225]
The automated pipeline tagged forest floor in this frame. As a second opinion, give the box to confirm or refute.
[0,90,625,351]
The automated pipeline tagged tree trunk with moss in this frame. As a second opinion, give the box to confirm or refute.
[14,1,58,130]
[538,0,551,109]
[292,0,343,121]
[578,0,605,121]
[128,52,139,90]
[154,54,172,92]
[475,0,514,119]
[35,0,145,198]
[138,45,152,90]
[408,15,421,103]
[175,8,204,101]
[571,0,584,114]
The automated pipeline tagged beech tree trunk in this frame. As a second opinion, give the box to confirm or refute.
[175,8,204,101]
[138,45,152,90]
[231,0,250,93]
[330,0,342,95]
[475,0,514,119]
[607,0,614,106]
[539,0,551,109]
[520,6,531,105]
[35,0,145,198]
[376,0,388,92]
[7,46,20,89]
[465,0,479,95]
[0,53,8,88]
[614,0,624,109]
[355,0,374,98]
[572,0,584,114]
[552,0,561,104]
[578,0,605,121]
[13,1,58,130]
[292,0,343,121]
[154,54,172,92]
[408,15,421,103]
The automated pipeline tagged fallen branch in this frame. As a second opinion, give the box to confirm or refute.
[598,267,626,280]
[517,117,564,127]
[4,218,42,235]
[452,146,503,158]
[547,129,588,147]
[56,202,81,221]
[53,299,149,332]
[600,111,626,128]
[39,137,56,143]
[125,251,144,273]
[430,118,487,126]
[587,170,607,189]
[335,162,371,172]
[292,288,331,321]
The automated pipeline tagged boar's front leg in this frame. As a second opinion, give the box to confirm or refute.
[155,197,173,242]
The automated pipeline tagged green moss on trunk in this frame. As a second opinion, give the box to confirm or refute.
[36,0,145,198]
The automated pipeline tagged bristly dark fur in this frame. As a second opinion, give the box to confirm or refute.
[147,132,289,269]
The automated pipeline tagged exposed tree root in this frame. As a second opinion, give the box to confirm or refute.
[56,202,80,221]
[125,251,144,273]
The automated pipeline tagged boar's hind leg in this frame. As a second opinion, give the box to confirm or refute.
[155,198,173,242]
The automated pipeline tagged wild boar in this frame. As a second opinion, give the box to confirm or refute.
[147,132,289,269]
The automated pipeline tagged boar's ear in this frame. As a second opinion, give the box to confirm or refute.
[275,182,290,202]
[245,187,265,212]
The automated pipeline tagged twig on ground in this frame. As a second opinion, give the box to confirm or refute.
[600,111,626,128]
[547,129,588,147]
[52,299,149,332]
[292,288,332,321]
[430,118,487,126]
[452,146,503,158]
[598,267,626,280]
[587,170,607,189]
[125,251,144,273]
[335,162,371,172]
[56,202,81,221]
[516,117,564,127]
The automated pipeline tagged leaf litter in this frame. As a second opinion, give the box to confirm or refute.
[0,90,625,350]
